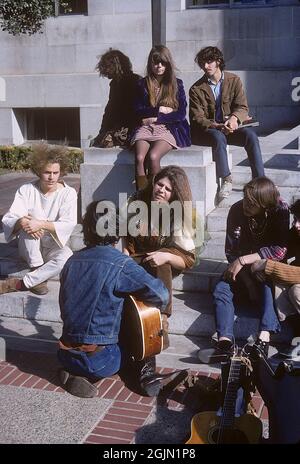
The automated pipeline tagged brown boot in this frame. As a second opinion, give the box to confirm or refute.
[161,314,170,350]
[30,281,49,295]
[0,278,23,294]
[136,175,148,191]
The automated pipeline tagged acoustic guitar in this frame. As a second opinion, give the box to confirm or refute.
[186,351,262,444]
[120,295,163,361]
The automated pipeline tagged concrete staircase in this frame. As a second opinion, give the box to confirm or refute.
[1,125,300,369]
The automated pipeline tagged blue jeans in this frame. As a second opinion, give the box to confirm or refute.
[57,344,121,380]
[193,127,264,179]
[213,279,280,340]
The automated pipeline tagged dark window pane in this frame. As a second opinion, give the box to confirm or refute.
[59,0,88,15]
[22,108,80,147]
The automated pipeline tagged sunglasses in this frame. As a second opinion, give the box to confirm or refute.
[152,57,168,66]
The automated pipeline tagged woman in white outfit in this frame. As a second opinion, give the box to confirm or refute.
[1,143,77,295]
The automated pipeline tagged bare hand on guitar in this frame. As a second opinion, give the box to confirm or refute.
[143,251,170,267]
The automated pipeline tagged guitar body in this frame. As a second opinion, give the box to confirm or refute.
[120,295,163,361]
[186,411,262,444]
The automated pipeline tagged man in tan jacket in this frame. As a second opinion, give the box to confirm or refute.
[189,46,264,203]
[252,199,300,359]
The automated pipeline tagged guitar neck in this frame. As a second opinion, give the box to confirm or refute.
[220,358,242,429]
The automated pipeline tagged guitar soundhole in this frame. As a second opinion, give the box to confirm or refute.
[209,427,249,444]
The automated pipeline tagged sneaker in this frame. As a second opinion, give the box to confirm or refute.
[218,179,232,202]
[58,369,97,398]
[29,281,48,295]
[198,340,234,364]
[278,342,300,360]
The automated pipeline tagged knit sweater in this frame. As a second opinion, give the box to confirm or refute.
[265,260,300,285]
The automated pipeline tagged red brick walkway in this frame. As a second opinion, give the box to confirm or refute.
[0,351,268,444]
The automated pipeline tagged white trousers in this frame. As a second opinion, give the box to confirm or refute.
[18,230,72,288]
[275,283,300,321]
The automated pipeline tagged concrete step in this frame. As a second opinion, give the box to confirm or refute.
[0,316,221,372]
[232,166,300,187]
[0,281,292,345]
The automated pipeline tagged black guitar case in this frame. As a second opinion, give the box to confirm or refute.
[251,346,300,444]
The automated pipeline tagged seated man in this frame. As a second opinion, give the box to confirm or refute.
[189,46,264,203]
[57,200,170,398]
[252,199,300,359]
[1,143,77,295]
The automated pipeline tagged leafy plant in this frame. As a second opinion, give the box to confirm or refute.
[0,145,83,173]
[0,0,71,36]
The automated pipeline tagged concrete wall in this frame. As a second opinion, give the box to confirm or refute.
[0,1,299,146]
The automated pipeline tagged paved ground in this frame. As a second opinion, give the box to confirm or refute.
[0,171,268,445]
[0,349,268,445]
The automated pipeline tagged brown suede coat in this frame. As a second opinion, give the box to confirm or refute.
[189,71,249,132]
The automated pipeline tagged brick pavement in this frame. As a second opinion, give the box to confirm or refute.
[0,350,267,444]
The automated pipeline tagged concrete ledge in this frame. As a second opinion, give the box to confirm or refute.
[81,146,219,244]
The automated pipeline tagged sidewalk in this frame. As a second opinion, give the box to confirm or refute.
[0,349,268,444]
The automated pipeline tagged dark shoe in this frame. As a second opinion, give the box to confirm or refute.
[0,278,22,294]
[254,338,269,357]
[58,369,97,398]
[29,281,48,295]
[278,342,300,360]
[137,357,162,397]
[198,340,234,364]
[246,339,270,361]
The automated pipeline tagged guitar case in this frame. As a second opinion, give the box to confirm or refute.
[251,346,300,444]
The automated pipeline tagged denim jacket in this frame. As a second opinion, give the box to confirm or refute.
[59,245,169,345]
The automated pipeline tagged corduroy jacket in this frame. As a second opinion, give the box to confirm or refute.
[189,71,249,132]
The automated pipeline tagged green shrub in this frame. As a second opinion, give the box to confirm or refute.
[0,145,83,173]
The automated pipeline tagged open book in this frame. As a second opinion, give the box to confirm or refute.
[238,118,259,129]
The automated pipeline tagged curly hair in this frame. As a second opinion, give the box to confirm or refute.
[139,166,193,208]
[195,46,225,71]
[29,142,70,177]
[153,166,193,206]
[243,177,279,211]
[96,49,133,80]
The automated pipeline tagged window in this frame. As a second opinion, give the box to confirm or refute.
[55,0,88,16]
[14,108,81,147]
[187,0,298,7]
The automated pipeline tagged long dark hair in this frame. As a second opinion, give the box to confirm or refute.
[146,45,178,109]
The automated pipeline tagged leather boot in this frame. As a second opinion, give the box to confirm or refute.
[136,356,162,397]
[136,175,148,191]
[161,314,170,350]
[147,174,154,187]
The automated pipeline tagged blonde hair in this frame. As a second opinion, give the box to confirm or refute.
[146,45,178,109]
[29,143,70,177]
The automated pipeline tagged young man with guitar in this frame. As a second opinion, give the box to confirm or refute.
[57,201,169,398]
[189,46,264,204]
